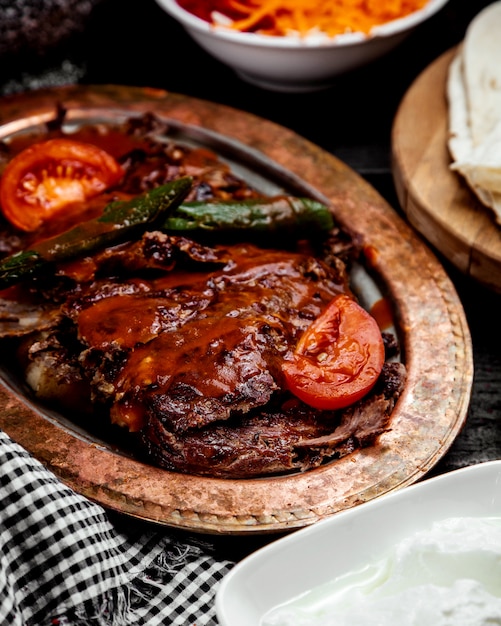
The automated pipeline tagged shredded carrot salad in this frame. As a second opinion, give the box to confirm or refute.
[180,0,430,37]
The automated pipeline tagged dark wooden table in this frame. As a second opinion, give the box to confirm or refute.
[1,0,500,559]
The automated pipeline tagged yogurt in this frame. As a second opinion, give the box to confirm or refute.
[261,517,501,626]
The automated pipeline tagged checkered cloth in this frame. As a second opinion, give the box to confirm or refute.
[0,429,234,626]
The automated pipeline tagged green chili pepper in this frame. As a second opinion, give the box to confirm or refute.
[162,196,334,234]
[0,177,193,289]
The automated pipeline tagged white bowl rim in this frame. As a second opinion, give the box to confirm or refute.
[215,460,501,626]
[157,0,450,48]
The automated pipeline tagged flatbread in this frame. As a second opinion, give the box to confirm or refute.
[447,50,471,163]
[462,1,501,147]
[446,2,501,224]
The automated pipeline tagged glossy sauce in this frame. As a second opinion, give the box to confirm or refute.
[370,297,393,331]
[75,243,348,430]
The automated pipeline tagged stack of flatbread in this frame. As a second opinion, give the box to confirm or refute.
[447,1,501,225]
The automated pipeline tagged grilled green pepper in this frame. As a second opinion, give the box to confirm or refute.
[163,196,334,234]
[0,177,193,289]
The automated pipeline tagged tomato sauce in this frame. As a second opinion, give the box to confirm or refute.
[370,297,394,331]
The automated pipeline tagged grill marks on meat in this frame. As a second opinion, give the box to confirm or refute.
[141,362,406,478]
[65,233,350,436]
[133,317,280,433]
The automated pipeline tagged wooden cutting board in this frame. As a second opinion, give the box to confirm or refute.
[392,47,501,294]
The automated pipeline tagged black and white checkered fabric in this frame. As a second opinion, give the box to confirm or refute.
[0,429,234,626]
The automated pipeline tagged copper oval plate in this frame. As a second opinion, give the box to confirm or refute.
[0,85,473,535]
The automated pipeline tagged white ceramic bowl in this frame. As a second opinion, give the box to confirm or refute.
[155,0,449,91]
[216,461,501,625]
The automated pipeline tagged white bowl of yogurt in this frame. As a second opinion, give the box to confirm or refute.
[216,461,501,626]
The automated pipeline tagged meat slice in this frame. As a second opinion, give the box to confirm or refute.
[17,229,405,479]
[70,236,349,433]
[140,362,406,478]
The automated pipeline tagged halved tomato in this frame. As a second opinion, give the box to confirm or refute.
[0,138,124,232]
[282,293,385,410]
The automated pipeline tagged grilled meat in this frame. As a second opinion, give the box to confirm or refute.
[0,112,406,478]
[19,230,404,477]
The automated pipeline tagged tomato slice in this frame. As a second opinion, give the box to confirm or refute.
[282,294,385,410]
[0,138,124,232]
